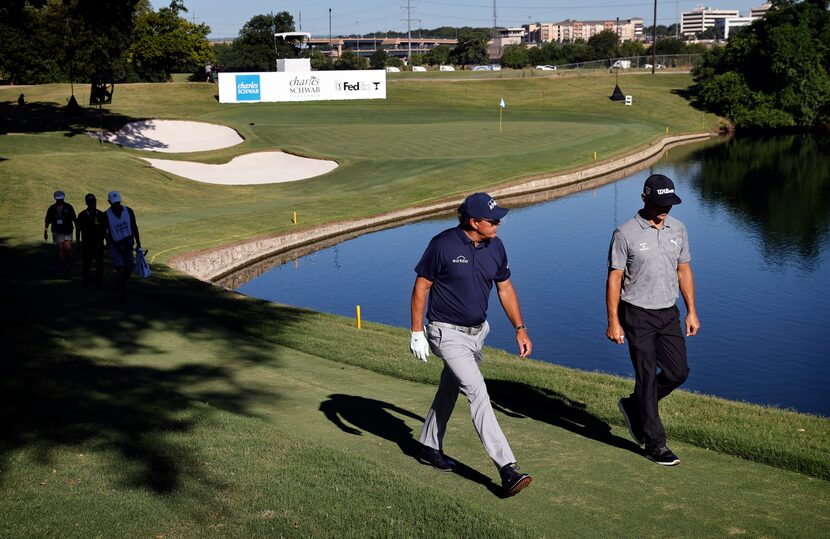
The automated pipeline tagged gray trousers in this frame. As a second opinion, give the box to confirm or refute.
[419,321,516,468]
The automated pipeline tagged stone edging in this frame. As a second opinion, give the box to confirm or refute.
[170,133,714,283]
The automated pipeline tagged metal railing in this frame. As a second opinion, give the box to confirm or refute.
[552,54,702,70]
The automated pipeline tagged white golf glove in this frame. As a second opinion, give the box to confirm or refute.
[410,331,429,362]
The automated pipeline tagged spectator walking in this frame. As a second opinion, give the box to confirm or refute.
[105,191,141,301]
[44,190,76,277]
[606,174,700,466]
[410,192,533,497]
[76,193,108,289]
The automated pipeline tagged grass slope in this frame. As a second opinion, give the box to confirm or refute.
[2,75,828,536]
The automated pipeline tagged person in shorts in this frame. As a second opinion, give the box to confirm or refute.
[44,190,77,277]
[105,191,141,301]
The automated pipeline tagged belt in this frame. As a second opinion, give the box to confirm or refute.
[429,321,485,336]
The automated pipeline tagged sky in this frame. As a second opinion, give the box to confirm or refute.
[151,0,766,39]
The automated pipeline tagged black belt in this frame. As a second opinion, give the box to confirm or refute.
[429,321,485,336]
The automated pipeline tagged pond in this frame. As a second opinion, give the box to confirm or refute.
[238,135,830,417]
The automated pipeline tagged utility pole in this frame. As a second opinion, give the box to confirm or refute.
[329,8,332,47]
[651,0,657,74]
[401,0,415,62]
[492,0,497,40]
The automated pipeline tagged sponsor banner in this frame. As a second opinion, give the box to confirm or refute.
[218,70,386,103]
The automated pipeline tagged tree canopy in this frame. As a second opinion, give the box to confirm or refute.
[128,2,213,82]
[0,1,216,84]
[693,0,830,130]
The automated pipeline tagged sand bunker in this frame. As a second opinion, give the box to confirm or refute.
[98,119,244,153]
[144,151,338,185]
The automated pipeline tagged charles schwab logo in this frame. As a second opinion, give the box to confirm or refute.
[336,80,382,92]
[235,74,261,101]
[289,75,321,95]
[452,255,469,264]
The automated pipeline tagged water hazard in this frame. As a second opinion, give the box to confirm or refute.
[238,135,830,416]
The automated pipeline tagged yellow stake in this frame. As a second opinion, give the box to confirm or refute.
[665,126,669,134]
[593,151,597,160]
[356,305,362,329]
[293,210,297,224]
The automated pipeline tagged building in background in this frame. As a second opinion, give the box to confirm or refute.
[722,4,774,39]
[681,6,740,38]
[524,18,644,44]
[307,36,457,59]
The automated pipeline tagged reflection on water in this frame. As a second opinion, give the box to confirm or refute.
[237,135,830,416]
[688,135,830,266]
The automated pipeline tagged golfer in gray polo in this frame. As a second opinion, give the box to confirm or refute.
[409,192,533,497]
[606,174,700,466]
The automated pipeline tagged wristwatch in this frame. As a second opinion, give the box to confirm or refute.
[515,325,528,332]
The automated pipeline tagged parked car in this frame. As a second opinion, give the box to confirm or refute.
[535,65,557,71]
[385,66,400,72]
[411,65,427,72]
[611,60,631,69]
[471,65,489,71]
[489,64,502,71]
[439,65,455,71]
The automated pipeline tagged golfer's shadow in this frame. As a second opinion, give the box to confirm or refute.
[487,380,640,454]
[319,394,501,495]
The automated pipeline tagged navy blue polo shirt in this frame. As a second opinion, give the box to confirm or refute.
[415,226,511,326]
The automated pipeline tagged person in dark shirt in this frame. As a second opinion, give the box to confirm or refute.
[76,193,108,289]
[409,192,533,497]
[44,190,77,277]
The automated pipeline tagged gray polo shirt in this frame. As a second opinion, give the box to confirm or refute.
[608,212,691,310]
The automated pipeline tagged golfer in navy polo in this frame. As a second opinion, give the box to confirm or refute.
[606,174,700,466]
[409,192,533,497]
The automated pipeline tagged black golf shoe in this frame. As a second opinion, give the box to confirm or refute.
[418,445,457,472]
[645,446,680,466]
[499,463,532,497]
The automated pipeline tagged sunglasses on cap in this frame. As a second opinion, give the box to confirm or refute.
[477,218,501,225]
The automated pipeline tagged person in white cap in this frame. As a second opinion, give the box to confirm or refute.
[105,191,141,301]
[43,190,77,277]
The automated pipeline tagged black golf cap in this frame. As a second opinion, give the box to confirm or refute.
[643,174,682,206]
[460,192,509,220]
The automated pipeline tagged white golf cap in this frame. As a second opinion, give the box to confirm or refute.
[107,191,122,203]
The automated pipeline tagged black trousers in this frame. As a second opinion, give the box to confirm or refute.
[619,301,689,451]
[82,242,104,287]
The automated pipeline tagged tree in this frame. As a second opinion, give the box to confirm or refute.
[697,26,724,40]
[0,0,141,84]
[587,29,619,60]
[128,1,213,81]
[619,40,645,58]
[386,56,404,68]
[409,53,425,66]
[500,44,528,68]
[334,50,368,70]
[369,48,388,69]
[424,44,450,65]
[309,49,331,71]
[231,12,295,71]
[450,32,488,66]
[653,37,686,55]
[693,0,830,130]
